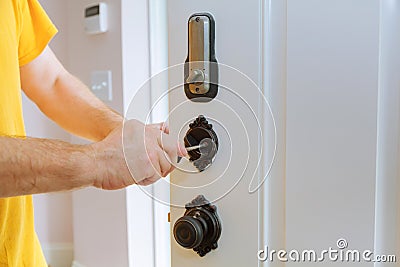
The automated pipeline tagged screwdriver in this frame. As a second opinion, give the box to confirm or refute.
[186,143,208,152]
[177,142,209,163]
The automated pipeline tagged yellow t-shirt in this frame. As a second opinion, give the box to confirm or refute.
[0,0,57,266]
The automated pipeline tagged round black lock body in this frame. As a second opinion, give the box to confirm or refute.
[173,195,222,257]
[174,215,208,249]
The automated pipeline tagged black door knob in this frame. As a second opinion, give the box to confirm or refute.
[174,216,207,249]
[173,195,222,257]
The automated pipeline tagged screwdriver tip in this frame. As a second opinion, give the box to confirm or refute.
[177,156,182,163]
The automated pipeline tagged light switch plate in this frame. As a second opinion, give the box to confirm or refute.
[91,70,112,101]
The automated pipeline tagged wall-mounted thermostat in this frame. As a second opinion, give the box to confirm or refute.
[84,3,108,34]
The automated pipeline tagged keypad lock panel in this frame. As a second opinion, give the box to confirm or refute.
[184,13,218,102]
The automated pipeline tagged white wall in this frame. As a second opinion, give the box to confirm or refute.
[23,0,74,266]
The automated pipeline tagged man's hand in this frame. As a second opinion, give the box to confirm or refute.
[90,120,187,190]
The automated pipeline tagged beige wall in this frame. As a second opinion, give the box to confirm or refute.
[65,0,129,266]
[68,0,154,266]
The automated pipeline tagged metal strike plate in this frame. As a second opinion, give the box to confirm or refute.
[184,13,218,102]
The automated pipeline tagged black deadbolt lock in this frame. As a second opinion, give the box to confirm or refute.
[173,195,222,257]
[184,115,218,171]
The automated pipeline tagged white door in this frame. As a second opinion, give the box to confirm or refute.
[165,1,380,267]
[167,1,265,266]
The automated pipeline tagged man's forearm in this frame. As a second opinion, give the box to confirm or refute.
[0,136,95,198]
[45,72,123,141]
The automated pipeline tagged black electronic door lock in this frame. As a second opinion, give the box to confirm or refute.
[184,13,218,102]
[173,195,222,257]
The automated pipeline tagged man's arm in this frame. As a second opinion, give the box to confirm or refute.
[0,136,94,197]
[3,46,186,198]
[20,46,121,141]
[0,119,185,198]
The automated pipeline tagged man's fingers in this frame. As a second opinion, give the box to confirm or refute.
[157,133,176,160]
[158,133,188,159]
[166,165,175,176]
[137,177,156,186]
[151,122,169,134]
[157,149,173,177]
[178,140,188,157]
[145,149,162,181]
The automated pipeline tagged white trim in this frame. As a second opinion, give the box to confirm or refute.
[71,261,87,267]
[121,0,155,266]
[40,243,73,267]
[262,1,287,267]
[148,0,171,267]
[374,1,400,264]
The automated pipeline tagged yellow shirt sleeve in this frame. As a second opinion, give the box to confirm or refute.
[18,0,58,66]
